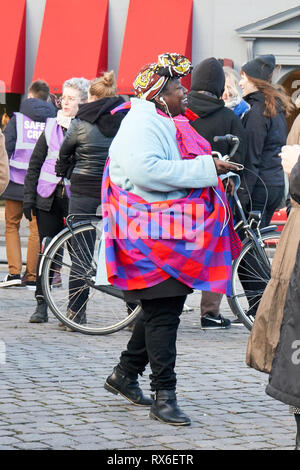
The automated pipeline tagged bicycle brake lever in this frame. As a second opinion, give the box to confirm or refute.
[222,156,244,171]
[212,151,244,170]
[229,162,244,171]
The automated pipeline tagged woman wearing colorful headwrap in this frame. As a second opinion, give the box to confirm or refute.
[97,53,241,426]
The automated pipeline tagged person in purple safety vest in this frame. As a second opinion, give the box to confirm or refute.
[0,130,9,195]
[23,77,89,323]
[0,80,56,289]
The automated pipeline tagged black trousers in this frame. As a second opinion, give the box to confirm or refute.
[67,192,100,314]
[249,184,284,229]
[118,295,186,391]
[35,189,69,298]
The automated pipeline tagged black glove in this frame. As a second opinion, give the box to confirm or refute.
[23,205,36,222]
[55,158,69,177]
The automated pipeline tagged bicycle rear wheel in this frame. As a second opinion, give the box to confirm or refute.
[41,221,142,335]
[228,230,280,331]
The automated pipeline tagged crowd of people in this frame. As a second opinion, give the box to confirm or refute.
[0,52,299,445]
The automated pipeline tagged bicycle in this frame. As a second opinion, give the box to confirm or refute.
[39,135,281,334]
[38,214,142,335]
[228,190,280,331]
[213,134,281,331]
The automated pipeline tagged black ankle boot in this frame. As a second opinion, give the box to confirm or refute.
[104,366,153,406]
[295,414,300,450]
[29,298,48,323]
[150,390,191,426]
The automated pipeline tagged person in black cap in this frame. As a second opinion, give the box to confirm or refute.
[241,54,276,82]
[237,55,294,318]
[239,54,294,226]
[187,57,246,330]
[188,58,246,167]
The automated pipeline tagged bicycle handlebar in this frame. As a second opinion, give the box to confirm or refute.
[213,134,232,142]
[212,134,243,171]
[213,134,239,143]
[213,134,240,159]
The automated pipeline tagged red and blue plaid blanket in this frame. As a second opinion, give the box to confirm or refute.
[102,106,242,296]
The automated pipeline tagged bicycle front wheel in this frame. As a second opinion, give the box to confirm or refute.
[228,230,281,331]
[41,222,142,335]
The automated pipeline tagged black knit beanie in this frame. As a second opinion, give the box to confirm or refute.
[241,55,275,82]
[190,57,225,98]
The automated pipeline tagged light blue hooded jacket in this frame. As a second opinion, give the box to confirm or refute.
[96,98,239,285]
[108,98,219,200]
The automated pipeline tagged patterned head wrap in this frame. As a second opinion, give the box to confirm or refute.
[133,53,193,101]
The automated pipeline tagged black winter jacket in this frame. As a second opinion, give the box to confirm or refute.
[241,91,286,197]
[2,98,56,201]
[58,96,125,197]
[187,91,247,165]
[24,128,68,212]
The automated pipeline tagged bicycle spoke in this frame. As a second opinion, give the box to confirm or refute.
[41,223,141,334]
[238,251,271,283]
[228,231,280,331]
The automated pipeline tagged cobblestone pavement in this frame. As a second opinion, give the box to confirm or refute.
[0,208,296,450]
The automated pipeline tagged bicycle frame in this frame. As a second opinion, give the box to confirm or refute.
[38,214,102,278]
[65,213,103,238]
[38,225,71,279]
[232,190,278,276]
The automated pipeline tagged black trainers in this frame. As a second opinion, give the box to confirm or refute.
[201,314,231,329]
[21,274,36,289]
[0,274,22,288]
[25,281,36,291]
[231,318,244,326]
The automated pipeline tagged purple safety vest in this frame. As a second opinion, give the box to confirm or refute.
[10,112,45,185]
[37,118,70,198]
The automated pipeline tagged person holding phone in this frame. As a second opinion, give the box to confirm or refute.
[97,53,242,426]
